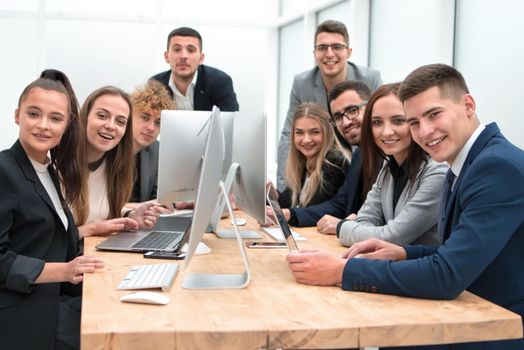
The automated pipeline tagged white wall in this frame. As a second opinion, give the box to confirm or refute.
[369,0,455,83]
[0,0,278,151]
[455,0,524,149]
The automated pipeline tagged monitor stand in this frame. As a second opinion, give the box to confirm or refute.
[182,181,251,289]
[207,162,262,239]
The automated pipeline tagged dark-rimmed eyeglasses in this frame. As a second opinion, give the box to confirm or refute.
[314,43,347,53]
[331,101,368,126]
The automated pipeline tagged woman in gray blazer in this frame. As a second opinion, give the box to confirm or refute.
[338,83,447,247]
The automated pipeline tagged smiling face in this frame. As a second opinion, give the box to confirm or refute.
[314,32,351,80]
[293,116,324,160]
[132,108,160,152]
[370,94,411,164]
[15,87,69,163]
[404,86,477,165]
[86,94,130,162]
[329,89,365,145]
[164,35,204,82]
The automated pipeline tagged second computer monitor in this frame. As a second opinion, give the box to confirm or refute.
[156,109,234,204]
[231,112,266,223]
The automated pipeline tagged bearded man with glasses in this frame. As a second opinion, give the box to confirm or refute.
[277,19,382,192]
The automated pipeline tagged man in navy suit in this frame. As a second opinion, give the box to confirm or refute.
[151,27,239,112]
[287,64,524,349]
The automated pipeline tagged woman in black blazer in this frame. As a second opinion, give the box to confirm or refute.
[0,70,103,350]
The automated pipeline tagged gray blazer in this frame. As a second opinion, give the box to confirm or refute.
[339,158,448,247]
[276,62,382,191]
[137,140,159,202]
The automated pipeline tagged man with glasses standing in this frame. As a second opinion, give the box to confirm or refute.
[278,81,372,234]
[276,19,382,192]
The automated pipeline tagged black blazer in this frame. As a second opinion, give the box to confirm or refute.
[289,147,364,227]
[279,150,350,209]
[0,141,80,350]
[151,64,239,112]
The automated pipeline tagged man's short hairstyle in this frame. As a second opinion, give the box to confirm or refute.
[399,64,470,103]
[166,27,203,50]
[328,80,371,103]
[315,20,349,46]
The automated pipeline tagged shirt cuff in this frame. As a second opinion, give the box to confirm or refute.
[288,209,298,226]
[336,219,348,238]
[6,255,45,294]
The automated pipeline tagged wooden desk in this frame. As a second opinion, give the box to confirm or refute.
[81,215,522,349]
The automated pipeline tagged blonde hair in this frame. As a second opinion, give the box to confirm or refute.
[285,102,347,206]
[72,86,135,225]
[131,80,175,114]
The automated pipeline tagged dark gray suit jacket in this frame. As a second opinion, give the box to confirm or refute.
[277,61,382,191]
[133,140,159,202]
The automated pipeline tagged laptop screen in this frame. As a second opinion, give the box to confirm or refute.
[266,184,299,252]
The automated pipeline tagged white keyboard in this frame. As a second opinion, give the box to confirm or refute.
[262,227,306,241]
[118,263,179,292]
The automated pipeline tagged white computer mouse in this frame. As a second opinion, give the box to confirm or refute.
[231,217,247,226]
[120,291,170,305]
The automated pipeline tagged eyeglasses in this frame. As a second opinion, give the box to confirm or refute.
[331,101,368,126]
[314,43,348,53]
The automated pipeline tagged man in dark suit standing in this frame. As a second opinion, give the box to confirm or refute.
[151,27,239,112]
[287,64,524,349]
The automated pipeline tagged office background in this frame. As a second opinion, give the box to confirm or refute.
[1,0,523,175]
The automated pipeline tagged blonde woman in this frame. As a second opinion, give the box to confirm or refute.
[279,102,349,208]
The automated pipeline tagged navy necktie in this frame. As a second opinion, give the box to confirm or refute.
[438,169,455,240]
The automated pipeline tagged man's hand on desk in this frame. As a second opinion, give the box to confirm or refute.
[343,238,407,261]
[316,215,340,235]
[286,249,346,286]
[260,206,290,227]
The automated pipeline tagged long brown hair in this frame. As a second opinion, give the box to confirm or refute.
[360,83,428,196]
[72,86,134,224]
[18,69,83,206]
[285,102,347,207]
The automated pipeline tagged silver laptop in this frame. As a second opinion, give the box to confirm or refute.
[266,184,299,252]
[96,216,192,253]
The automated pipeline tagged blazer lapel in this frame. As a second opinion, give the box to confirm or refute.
[441,123,500,241]
[193,65,205,110]
[11,141,57,215]
[313,70,328,111]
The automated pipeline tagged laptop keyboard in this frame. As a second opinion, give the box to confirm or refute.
[118,263,179,292]
[131,231,184,251]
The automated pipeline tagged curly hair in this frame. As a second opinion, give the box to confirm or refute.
[132,80,175,113]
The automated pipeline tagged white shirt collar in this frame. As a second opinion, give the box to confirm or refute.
[169,70,198,110]
[28,156,51,173]
[450,123,485,177]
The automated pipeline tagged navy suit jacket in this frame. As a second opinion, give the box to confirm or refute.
[290,147,364,227]
[151,64,239,112]
[343,123,524,349]
[0,141,80,350]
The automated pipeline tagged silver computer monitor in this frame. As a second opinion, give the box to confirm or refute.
[156,110,234,204]
[231,112,267,223]
[181,108,250,289]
